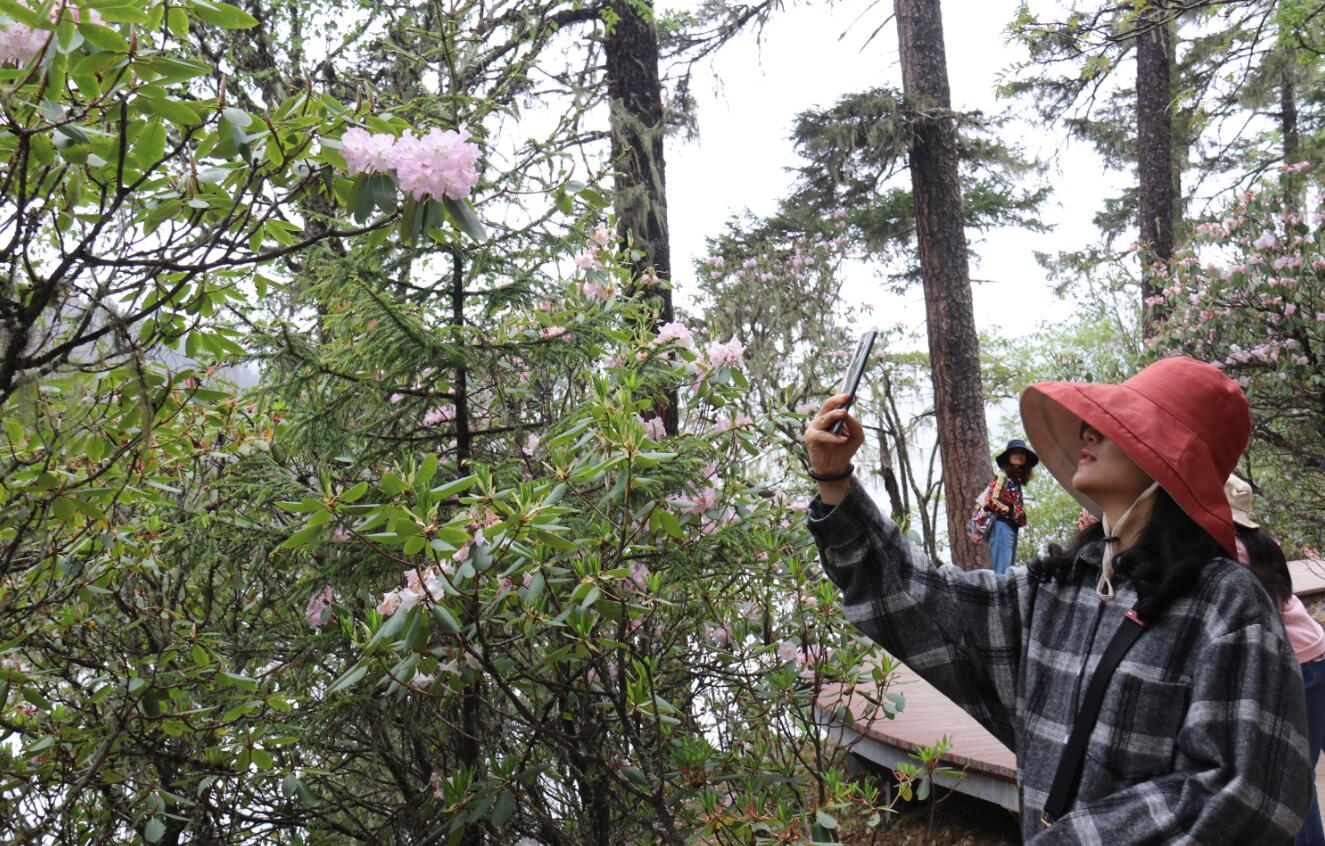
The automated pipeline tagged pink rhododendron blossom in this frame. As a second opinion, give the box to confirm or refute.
[582,279,612,301]
[680,487,718,515]
[1285,303,1297,316]
[0,18,47,65]
[796,401,819,414]
[389,126,481,202]
[340,128,397,175]
[422,405,454,427]
[1252,232,1278,251]
[714,415,733,434]
[1283,161,1313,173]
[453,543,471,564]
[642,415,667,440]
[430,771,446,799]
[776,640,808,666]
[377,590,402,616]
[589,228,611,247]
[656,321,695,349]
[305,585,335,629]
[704,338,745,368]
[522,433,541,457]
[629,563,649,590]
[522,571,536,588]
[573,248,601,271]
[704,624,732,647]
[409,671,436,691]
[389,392,405,404]
[539,326,566,339]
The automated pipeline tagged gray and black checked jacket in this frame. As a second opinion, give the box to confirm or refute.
[808,478,1312,844]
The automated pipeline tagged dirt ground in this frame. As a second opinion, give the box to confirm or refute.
[837,789,1022,846]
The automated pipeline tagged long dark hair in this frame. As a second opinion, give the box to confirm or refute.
[1238,525,1292,609]
[1028,488,1225,622]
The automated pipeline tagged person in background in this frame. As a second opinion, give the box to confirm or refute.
[1227,474,1325,846]
[982,439,1038,574]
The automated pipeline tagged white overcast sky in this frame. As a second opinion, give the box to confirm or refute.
[661,0,1131,344]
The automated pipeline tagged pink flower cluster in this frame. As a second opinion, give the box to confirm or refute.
[0,19,46,65]
[340,125,481,202]
[305,585,335,629]
[703,338,745,369]
[656,321,695,349]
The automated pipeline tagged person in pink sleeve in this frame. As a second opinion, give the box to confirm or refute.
[1227,474,1325,846]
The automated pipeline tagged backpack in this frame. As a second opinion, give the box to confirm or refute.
[965,477,1003,544]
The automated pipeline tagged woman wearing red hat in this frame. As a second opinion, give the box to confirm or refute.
[803,356,1311,843]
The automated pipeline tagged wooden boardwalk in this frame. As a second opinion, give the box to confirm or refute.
[819,561,1325,812]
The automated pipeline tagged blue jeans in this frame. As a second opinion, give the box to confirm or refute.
[1297,658,1325,846]
[990,519,1018,575]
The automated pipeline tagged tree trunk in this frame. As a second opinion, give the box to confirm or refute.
[894,0,992,570]
[1280,43,1303,211]
[1136,1,1175,335]
[604,0,678,435]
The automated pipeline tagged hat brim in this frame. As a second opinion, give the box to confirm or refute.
[1020,381,1239,558]
[996,446,1040,470]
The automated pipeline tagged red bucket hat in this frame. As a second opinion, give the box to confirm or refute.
[1019,356,1250,558]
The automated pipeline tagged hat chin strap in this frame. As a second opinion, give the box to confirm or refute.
[1097,482,1161,603]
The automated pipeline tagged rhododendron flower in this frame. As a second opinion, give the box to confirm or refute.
[389,392,405,404]
[340,128,396,176]
[704,338,745,368]
[522,433,541,457]
[776,639,808,666]
[539,326,566,339]
[573,248,601,271]
[582,279,612,301]
[704,624,732,647]
[1252,231,1278,251]
[422,405,454,427]
[714,415,733,434]
[389,126,481,202]
[795,401,819,414]
[430,771,446,800]
[0,18,47,65]
[305,585,335,629]
[680,487,718,515]
[589,228,611,247]
[453,543,471,564]
[377,590,402,616]
[629,563,649,590]
[656,321,695,349]
[642,415,666,440]
[408,671,436,691]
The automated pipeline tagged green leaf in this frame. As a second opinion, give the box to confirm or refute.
[141,96,203,126]
[340,481,369,503]
[490,791,516,827]
[0,0,51,28]
[815,810,838,830]
[77,22,128,52]
[416,453,438,490]
[326,662,367,695]
[442,197,486,242]
[166,5,189,36]
[276,521,324,550]
[429,603,461,635]
[189,0,259,28]
[429,474,476,500]
[144,818,165,844]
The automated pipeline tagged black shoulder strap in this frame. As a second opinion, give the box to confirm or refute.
[1041,609,1148,827]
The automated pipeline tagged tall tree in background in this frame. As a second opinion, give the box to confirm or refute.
[895,0,993,569]
[1135,2,1177,333]
[605,0,678,434]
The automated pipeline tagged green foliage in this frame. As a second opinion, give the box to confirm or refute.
[1154,171,1325,555]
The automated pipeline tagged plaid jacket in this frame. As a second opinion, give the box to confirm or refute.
[808,479,1312,845]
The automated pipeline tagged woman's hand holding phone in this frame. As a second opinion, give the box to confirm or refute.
[804,394,864,505]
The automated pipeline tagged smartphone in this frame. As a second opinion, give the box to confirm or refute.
[831,330,878,435]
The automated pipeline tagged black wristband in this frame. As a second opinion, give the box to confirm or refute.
[807,463,854,483]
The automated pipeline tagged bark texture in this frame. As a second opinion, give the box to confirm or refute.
[604,0,678,434]
[1136,1,1176,334]
[895,0,992,570]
